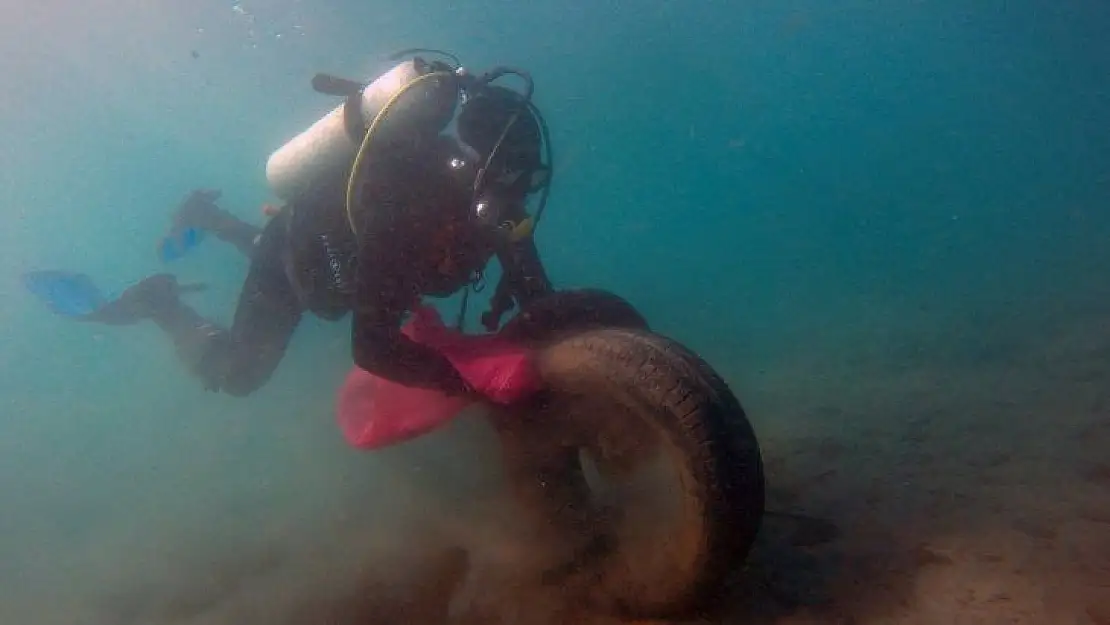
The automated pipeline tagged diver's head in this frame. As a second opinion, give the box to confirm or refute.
[457,85,550,243]
[458,86,549,191]
[458,86,538,162]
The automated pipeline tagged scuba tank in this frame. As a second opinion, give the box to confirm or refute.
[266,49,554,245]
[265,58,459,202]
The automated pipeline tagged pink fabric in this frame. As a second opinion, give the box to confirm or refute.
[336,305,541,450]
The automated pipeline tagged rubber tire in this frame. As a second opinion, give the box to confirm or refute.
[503,291,766,617]
[499,288,650,344]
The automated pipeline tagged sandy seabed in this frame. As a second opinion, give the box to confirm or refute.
[3,296,1109,625]
[718,298,1110,625]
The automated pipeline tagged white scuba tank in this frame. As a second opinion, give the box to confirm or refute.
[265,59,457,202]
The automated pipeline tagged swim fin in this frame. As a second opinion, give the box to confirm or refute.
[21,270,108,318]
[158,226,206,263]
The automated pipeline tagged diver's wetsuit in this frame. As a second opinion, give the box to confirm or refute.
[161,134,552,397]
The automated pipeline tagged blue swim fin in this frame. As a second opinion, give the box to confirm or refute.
[157,226,206,263]
[21,270,108,318]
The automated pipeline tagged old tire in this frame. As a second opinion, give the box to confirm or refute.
[499,288,650,344]
[521,326,766,618]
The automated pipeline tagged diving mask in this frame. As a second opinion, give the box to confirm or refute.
[471,182,541,244]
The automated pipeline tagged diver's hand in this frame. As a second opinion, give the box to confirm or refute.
[440,372,485,403]
[481,288,515,332]
[480,310,502,333]
[446,356,542,406]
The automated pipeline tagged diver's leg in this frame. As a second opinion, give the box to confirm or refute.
[206,213,262,259]
[80,273,229,379]
[88,212,302,396]
[170,189,263,259]
[196,211,304,396]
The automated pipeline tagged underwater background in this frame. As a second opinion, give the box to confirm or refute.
[1,0,1109,623]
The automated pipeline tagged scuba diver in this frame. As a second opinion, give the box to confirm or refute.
[23,50,556,400]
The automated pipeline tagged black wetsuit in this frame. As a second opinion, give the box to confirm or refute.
[188,133,552,397]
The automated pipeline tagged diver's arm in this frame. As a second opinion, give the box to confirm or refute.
[483,236,554,331]
[350,212,473,394]
[504,235,554,304]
